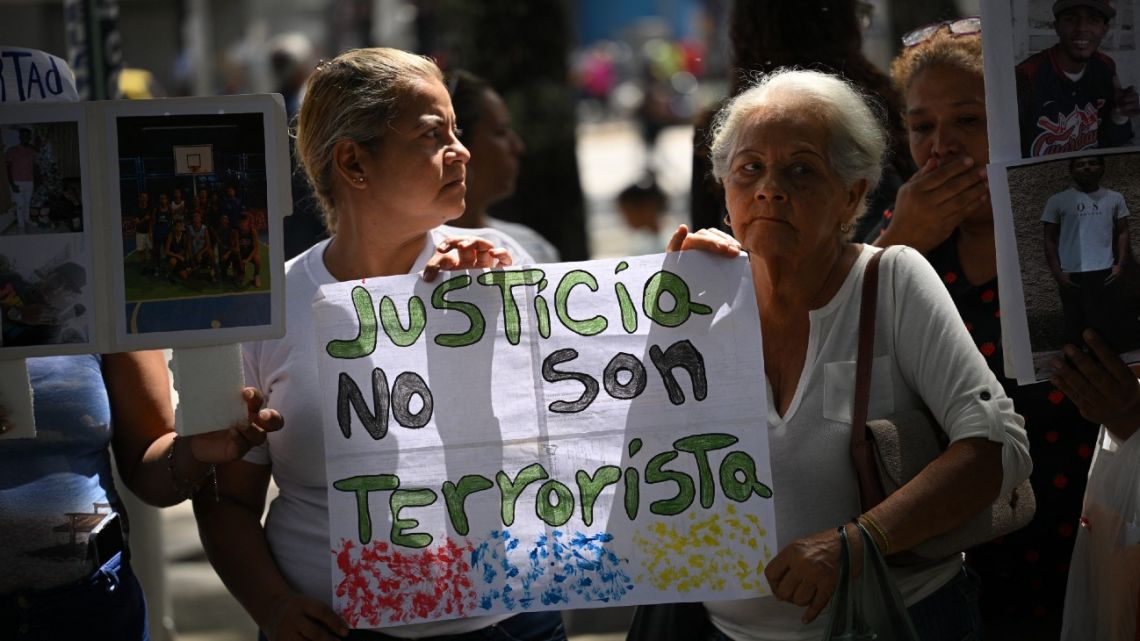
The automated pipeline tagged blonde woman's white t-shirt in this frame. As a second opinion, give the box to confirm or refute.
[243,225,534,638]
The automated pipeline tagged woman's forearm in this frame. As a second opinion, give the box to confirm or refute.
[105,351,206,507]
[129,431,217,507]
[194,472,296,631]
[863,437,1003,554]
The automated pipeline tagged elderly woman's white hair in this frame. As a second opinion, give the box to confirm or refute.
[709,68,887,222]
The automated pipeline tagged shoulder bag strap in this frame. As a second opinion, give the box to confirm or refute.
[851,248,887,511]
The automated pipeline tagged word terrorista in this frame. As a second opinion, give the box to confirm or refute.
[333,434,773,548]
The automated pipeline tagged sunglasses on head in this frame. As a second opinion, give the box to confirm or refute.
[901,16,981,48]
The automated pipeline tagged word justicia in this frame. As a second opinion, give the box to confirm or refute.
[333,434,773,548]
[324,263,713,357]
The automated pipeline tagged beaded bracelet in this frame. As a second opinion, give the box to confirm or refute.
[167,435,218,501]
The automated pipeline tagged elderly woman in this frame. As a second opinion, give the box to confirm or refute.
[669,68,1032,641]
[444,69,560,263]
[194,48,566,641]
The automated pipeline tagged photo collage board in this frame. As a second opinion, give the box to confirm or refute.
[981,0,1140,383]
[0,94,290,360]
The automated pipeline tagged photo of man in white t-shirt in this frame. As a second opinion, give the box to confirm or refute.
[1042,155,1132,347]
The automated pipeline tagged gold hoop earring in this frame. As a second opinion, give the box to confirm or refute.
[723,213,731,227]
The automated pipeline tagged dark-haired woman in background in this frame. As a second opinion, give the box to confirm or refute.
[444,69,560,263]
[877,22,1103,639]
[691,0,912,240]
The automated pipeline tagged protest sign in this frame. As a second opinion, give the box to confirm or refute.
[314,251,775,627]
[0,47,79,105]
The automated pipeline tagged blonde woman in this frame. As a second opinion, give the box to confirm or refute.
[193,48,565,641]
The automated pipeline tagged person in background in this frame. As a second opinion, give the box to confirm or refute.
[444,69,560,263]
[215,213,241,284]
[876,21,1122,639]
[235,213,262,288]
[691,0,912,241]
[616,173,669,255]
[133,192,154,268]
[268,32,329,262]
[196,189,211,220]
[194,47,566,641]
[268,32,316,121]
[164,218,191,282]
[1052,332,1140,640]
[151,193,173,276]
[0,352,283,640]
[188,210,218,282]
[220,186,243,222]
[170,187,188,222]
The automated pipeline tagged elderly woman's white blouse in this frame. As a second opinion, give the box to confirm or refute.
[704,244,1032,641]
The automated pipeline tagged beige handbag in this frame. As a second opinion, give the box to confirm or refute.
[850,248,1035,560]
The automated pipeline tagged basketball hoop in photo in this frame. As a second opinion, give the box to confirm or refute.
[173,144,214,175]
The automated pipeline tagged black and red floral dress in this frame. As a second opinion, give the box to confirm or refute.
[925,234,1099,638]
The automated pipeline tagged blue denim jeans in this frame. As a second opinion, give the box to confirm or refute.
[907,567,984,641]
[706,567,983,641]
[0,551,149,641]
[260,611,566,641]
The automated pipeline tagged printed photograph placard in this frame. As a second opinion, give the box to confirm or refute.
[0,103,95,357]
[1,121,84,237]
[104,95,288,350]
[314,252,775,628]
[983,0,1140,161]
[991,148,1140,382]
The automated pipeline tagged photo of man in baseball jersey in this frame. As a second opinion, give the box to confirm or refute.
[1016,0,1140,157]
[1042,155,1133,349]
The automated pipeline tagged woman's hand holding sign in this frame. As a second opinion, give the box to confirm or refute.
[265,592,349,641]
[423,236,515,282]
[186,387,284,464]
[666,224,744,257]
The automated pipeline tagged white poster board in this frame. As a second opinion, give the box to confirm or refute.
[0,47,79,104]
[314,252,775,628]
